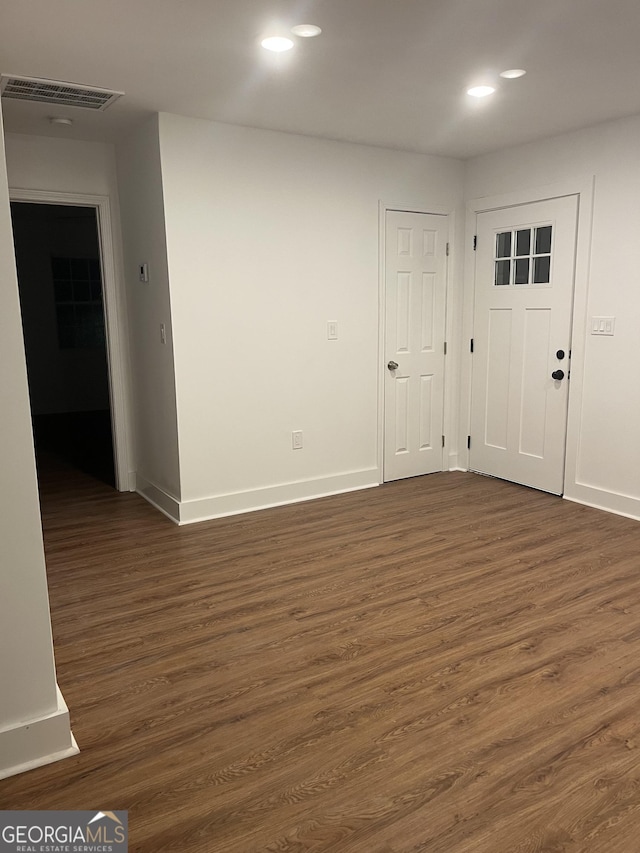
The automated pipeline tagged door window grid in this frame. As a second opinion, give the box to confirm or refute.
[494,224,552,286]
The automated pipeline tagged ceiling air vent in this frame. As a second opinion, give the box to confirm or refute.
[0,75,123,110]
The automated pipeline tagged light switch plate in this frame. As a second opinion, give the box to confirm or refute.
[591,316,615,336]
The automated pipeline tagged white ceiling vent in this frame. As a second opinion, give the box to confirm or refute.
[0,75,123,110]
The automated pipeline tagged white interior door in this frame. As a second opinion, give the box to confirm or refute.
[384,210,448,482]
[469,195,578,495]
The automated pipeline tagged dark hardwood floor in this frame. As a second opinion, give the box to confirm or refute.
[2,462,640,852]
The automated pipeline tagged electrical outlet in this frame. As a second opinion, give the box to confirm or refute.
[292,430,303,450]
[139,263,149,283]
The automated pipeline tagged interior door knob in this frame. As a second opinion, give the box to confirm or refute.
[387,361,399,371]
[551,369,565,380]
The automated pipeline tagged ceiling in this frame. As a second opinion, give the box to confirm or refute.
[2,0,640,160]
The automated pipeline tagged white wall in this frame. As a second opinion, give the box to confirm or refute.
[157,114,465,521]
[465,115,640,520]
[8,114,637,527]
[5,133,120,197]
[116,116,180,509]
[0,109,76,778]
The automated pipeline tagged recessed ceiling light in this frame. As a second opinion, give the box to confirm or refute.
[467,86,495,98]
[291,24,322,38]
[49,116,73,126]
[500,69,526,79]
[261,36,294,52]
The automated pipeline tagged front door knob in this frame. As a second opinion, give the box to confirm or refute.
[551,369,565,380]
[387,361,399,371]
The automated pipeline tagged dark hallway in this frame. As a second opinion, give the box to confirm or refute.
[11,201,115,488]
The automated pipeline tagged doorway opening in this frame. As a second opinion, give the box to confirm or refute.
[11,201,115,487]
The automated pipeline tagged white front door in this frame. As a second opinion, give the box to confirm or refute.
[384,210,448,482]
[469,195,578,495]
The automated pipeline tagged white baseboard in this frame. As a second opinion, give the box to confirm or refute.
[135,465,640,527]
[564,482,640,522]
[136,475,181,524]
[178,468,380,525]
[0,686,79,780]
[448,451,467,472]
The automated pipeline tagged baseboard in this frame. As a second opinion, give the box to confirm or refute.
[133,468,640,526]
[178,468,380,524]
[136,475,181,524]
[0,686,79,780]
[564,482,640,522]
[447,452,460,471]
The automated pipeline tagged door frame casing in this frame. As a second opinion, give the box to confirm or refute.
[9,188,132,492]
[461,177,595,498]
[378,200,457,483]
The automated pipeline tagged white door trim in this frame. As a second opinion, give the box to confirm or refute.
[378,200,457,483]
[461,177,595,498]
[9,187,132,492]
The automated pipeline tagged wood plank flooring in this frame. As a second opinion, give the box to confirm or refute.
[2,460,640,852]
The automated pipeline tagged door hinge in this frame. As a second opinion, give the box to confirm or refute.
[467,435,471,449]
[444,341,447,355]
[470,338,474,353]
[473,235,477,251]
[446,242,450,256]
[442,435,445,448]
